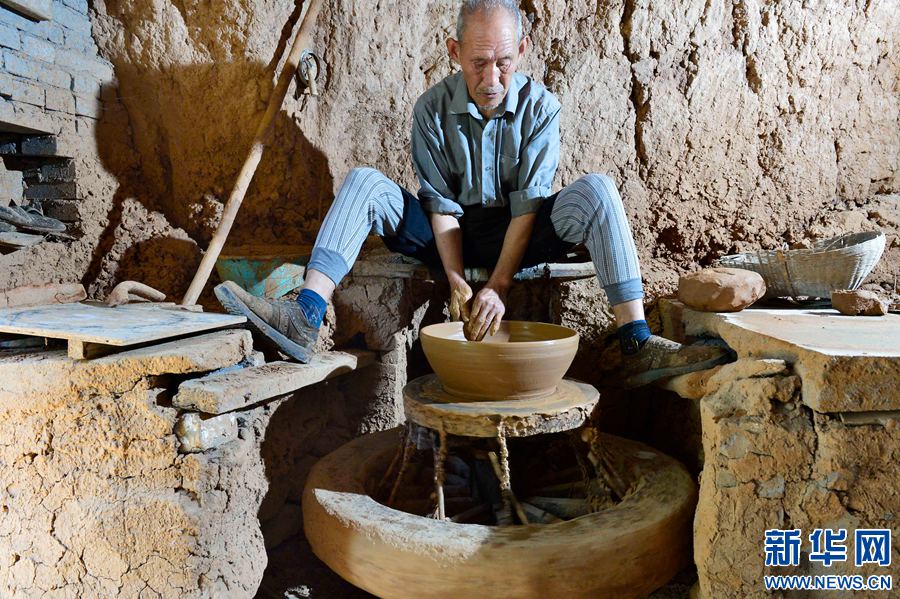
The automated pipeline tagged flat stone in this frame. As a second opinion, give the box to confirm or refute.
[661,358,788,400]
[678,305,900,412]
[706,358,788,395]
[173,350,375,414]
[0,0,53,21]
[831,289,887,316]
[0,329,253,408]
[678,268,766,312]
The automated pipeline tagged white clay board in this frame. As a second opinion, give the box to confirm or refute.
[0,302,246,346]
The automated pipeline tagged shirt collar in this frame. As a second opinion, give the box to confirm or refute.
[449,72,524,120]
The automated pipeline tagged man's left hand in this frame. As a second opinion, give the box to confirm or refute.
[464,286,507,341]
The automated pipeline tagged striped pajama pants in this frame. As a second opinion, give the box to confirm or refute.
[307,167,644,305]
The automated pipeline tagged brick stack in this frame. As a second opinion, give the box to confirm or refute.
[0,0,111,220]
[1,0,110,130]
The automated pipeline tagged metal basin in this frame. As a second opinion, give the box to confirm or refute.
[419,321,579,400]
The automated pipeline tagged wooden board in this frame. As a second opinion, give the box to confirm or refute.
[0,0,52,21]
[173,349,376,414]
[0,302,245,351]
[350,259,595,282]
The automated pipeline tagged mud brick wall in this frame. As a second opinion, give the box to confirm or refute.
[0,0,140,293]
[0,0,108,130]
[85,0,898,306]
[0,0,108,223]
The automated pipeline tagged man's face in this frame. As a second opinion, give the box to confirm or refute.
[448,9,528,118]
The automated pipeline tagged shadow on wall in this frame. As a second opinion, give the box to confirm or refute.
[85,59,333,303]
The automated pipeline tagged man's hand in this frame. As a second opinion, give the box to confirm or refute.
[459,212,536,341]
[448,278,473,323]
[465,285,507,341]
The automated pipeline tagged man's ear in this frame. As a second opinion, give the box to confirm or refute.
[518,35,529,60]
[447,37,461,64]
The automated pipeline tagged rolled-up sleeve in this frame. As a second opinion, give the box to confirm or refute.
[509,102,561,217]
[411,101,464,218]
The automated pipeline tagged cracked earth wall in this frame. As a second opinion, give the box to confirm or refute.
[0,331,268,598]
[0,325,406,598]
[694,369,900,598]
[80,0,897,303]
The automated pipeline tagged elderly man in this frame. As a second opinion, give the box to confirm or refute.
[216,0,727,387]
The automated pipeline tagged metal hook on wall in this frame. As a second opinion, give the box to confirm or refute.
[295,49,322,98]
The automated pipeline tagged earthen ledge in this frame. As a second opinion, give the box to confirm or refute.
[0,329,253,408]
[664,301,900,413]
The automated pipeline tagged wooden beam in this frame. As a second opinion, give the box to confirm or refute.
[0,0,52,21]
[173,349,376,414]
[349,259,594,282]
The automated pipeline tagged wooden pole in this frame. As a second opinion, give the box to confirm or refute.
[182,0,325,306]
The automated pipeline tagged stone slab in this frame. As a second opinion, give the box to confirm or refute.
[675,303,900,412]
[173,349,376,414]
[403,374,600,438]
[0,96,54,134]
[661,359,788,401]
[0,329,253,408]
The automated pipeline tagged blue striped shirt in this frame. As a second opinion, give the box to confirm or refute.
[411,71,562,218]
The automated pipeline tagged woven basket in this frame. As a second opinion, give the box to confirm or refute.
[715,231,886,299]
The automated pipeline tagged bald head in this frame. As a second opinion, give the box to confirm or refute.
[456,0,523,43]
[447,1,528,118]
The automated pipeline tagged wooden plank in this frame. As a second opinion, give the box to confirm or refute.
[0,302,245,346]
[0,283,86,309]
[67,339,121,360]
[349,259,594,282]
[545,262,596,278]
[350,260,432,280]
[0,0,52,21]
[173,349,376,414]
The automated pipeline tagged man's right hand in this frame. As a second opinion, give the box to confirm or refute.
[448,277,473,324]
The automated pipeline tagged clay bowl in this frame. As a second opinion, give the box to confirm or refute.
[419,321,579,400]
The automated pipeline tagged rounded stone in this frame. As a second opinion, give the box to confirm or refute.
[678,267,766,312]
[831,289,887,316]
